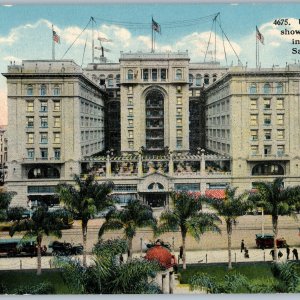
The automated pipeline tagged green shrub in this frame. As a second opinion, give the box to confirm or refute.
[12,282,54,295]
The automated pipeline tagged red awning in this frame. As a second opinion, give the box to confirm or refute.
[205,189,225,199]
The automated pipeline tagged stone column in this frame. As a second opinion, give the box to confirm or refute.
[168,152,174,176]
[138,154,143,177]
[106,155,111,178]
[200,149,206,176]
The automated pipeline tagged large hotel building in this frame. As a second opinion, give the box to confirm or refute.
[3,52,300,207]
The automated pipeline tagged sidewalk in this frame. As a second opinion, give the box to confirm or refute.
[0,247,298,271]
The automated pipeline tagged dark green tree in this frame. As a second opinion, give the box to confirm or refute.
[99,199,156,260]
[9,206,65,275]
[249,177,300,261]
[0,190,16,221]
[205,187,252,269]
[157,191,221,269]
[57,174,114,266]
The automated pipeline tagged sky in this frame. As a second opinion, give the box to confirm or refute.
[1,2,300,125]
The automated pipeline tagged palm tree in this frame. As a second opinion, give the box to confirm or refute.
[57,174,114,267]
[0,190,17,221]
[157,191,221,269]
[98,199,157,260]
[206,187,252,269]
[55,238,162,294]
[249,177,300,262]
[9,205,65,275]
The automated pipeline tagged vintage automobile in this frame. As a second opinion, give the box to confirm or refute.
[255,234,287,249]
[0,238,47,257]
[49,240,83,256]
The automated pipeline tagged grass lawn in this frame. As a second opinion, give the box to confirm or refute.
[0,269,70,294]
[179,261,300,287]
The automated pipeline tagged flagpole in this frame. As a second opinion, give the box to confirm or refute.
[52,24,55,60]
[151,17,154,53]
[91,17,94,63]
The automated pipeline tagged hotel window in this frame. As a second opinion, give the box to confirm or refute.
[189,90,193,97]
[27,149,34,159]
[263,114,271,125]
[128,141,134,149]
[40,117,48,128]
[40,101,48,112]
[277,145,285,156]
[54,117,61,128]
[27,101,34,112]
[263,99,271,109]
[176,97,182,105]
[177,129,183,137]
[249,84,257,94]
[175,69,182,80]
[40,148,48,160]
[250,129,258,140]
[108,74,114,87]
[276,98,284,109]
[128,97,133,105]
[263,83,271,94]
[128,119,133,127]
[128,86,133,94]
[161,68,167,80]
[128,130,133,138]
[176,118,182,126]
[152,69,158,81]
[204,74,209,85]
[195,90,200,96]
[26,117,34,128]
[116,74,120,85]
[127,69,133,80]
[189,74,194,84]
[195,74,201,86]
[53,100,61,111]
[40,84,47,96]
[250,114,258,126]
[277,129,284,140]
[264,145,272,155]
[128,108,133,116]
[177,85,182,93]
[40,133,48,144]
[251,145,258,155]
[176,107,182,115]
[213,74,217,82]
[53,85,61,96]
[176,139,182,148]
[27,85,33,96]
[27,133,34,144]
[264,130,271,140]
[54,148,61,160]
[277,83,283,94]
[143,69,149,81]
[277,114,284,125]
[53,132,61,143]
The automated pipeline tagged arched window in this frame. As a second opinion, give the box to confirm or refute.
[116,74,120,85]
[99,74,106,85]
[27,85,33,96]
[108,74,114,87]
[264,83,271,94]
[249,84,257,94]
[277,83,283,94]
[189,74,194,85]
[196,74,201,86]
[204,74,209,85]
[213,74,217,82]
[252,163,284,176]
[53,85,60,96]
[40,84,46,96]
[28,166,60,179]
[176,69,182,80]
[127,69,133,80]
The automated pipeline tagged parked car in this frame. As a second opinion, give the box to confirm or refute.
[49,241,83,256]
[0,238,47,257]
[255,234,287,249]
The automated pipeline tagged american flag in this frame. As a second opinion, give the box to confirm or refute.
[256,26,264,45]
[53,30,60,44]
[152,18,161,34]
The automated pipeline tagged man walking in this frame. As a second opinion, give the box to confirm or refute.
[241,240,245,253]
[286,245,290,260]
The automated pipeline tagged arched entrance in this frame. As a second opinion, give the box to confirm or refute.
[145,90,164,152]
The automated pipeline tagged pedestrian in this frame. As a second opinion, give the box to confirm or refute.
[244,247,249,259]
[286,245,290,260]
[270,249,275,260]
[241,239,245,253]
[292,248,298,260]
[278,250,283,259]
